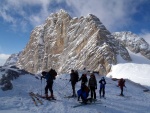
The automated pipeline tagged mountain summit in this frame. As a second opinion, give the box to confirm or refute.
[15,10,149,74]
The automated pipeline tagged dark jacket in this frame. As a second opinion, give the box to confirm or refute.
[118,78,125,88]
[70,70,79,83]
[79,74,88,84]
[41,69,57,83]
[88,74,97,88]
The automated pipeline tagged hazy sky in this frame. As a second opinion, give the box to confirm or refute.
[0,0,150,65]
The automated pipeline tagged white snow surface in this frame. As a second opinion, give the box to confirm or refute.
[107,47,150,87]
[0,71,150,113]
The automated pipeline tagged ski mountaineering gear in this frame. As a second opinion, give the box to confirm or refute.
[29,92,43,106]
[41,69,57,99]
[72,98,102,108]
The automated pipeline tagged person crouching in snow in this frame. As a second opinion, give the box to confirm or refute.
[77,83,90,104]
[99,77,106,98]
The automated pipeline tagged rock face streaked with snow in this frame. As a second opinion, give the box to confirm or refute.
[113,31,150,60]
[17,10,132,74]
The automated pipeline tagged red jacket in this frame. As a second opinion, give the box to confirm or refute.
[118,78,125,87]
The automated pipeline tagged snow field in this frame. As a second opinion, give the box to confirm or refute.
[0,72,150,113]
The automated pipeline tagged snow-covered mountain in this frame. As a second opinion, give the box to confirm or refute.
[16,9,133,75]
[4,52,21,67]
[15,10,150,76]
[112,31,150,60]
[1,9,150,113]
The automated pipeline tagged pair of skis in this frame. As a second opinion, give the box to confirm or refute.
[29,92,57,106]
[29,92,43,106]
[71,99,102,108]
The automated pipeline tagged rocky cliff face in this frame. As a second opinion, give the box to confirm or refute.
[16,10,131,75]
[113,32,150,60]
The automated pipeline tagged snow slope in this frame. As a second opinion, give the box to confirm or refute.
[107,47,150,87]
[0,72,150,113]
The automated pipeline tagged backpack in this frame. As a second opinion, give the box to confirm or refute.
[50,69,57,80]
[118,79,125,87]
[74,70,79,82]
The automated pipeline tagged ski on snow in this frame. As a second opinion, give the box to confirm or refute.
[29,92,43,106]
[72,101,102,108]
[71,99,102,108]
[64,95,77,98]
[116,95,131,98]
[36,93,57,102]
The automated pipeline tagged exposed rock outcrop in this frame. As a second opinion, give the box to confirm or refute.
[16,10,132,75]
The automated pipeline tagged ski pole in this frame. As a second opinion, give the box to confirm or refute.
[41,78,42,96]
[125,87,127,92]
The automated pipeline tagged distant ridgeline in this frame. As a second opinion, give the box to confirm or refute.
[5,9,150,75]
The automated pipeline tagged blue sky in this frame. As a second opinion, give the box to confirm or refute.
[0,0,150,65]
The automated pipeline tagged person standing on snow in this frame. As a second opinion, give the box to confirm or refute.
[41,69,57,99]
[99,77,106,98]
[70,69,79,97]
[118,78,126,96]
[78,74,88,85]
[88,73,97,100]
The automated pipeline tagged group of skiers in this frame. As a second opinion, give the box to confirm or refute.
[41,68,126,103]
[70,69,107,103]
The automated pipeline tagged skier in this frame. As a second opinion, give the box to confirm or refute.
[41,68,57,99]
[70,69,79,97]
[77,83,90,103]
[78,74,88,85]
[88,73,97,100]
[99,77,106,98]
[118,78,126,96]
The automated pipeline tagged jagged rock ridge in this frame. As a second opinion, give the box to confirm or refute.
[16,10,132,75]
[112,31,150,60]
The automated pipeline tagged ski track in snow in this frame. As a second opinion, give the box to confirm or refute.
[0,73,150,113]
